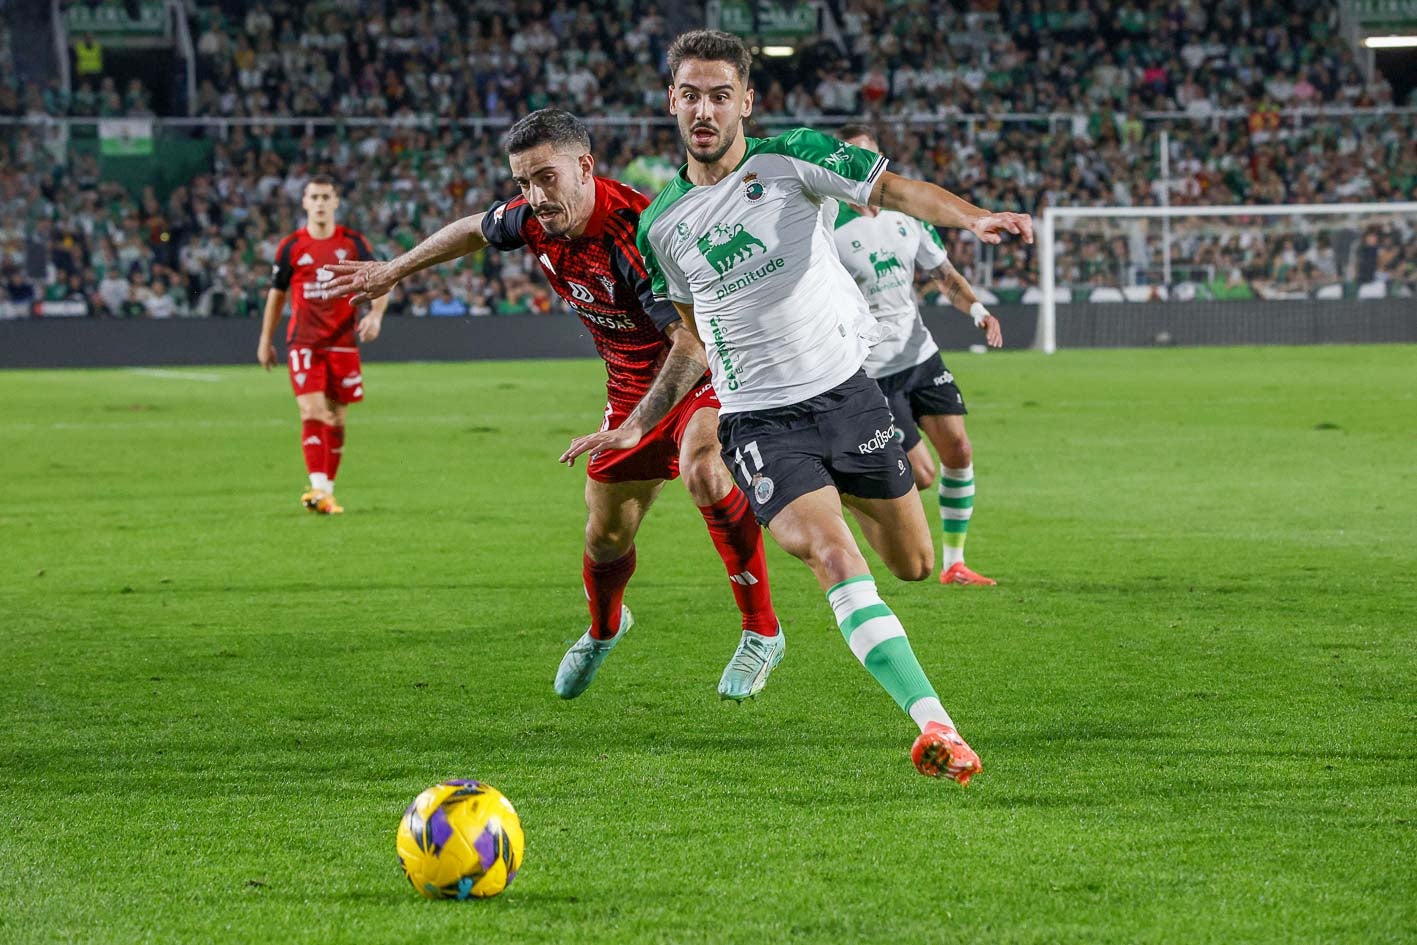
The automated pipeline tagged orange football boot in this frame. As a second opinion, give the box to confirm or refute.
[940,561,997,586]
[911,722,982,785]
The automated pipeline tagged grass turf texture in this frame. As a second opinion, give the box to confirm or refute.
[1,346,1413,945]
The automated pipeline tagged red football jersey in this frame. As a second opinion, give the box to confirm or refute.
[482,177,690,410]
[271,226,374,348]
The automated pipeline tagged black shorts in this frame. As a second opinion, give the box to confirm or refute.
[718,370,915,525]
[874,353,967,452]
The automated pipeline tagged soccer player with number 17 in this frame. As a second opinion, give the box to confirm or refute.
[257,175,387,515]
[632,31,1033,782]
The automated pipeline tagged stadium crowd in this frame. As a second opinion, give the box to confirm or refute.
[1,0,1414,318]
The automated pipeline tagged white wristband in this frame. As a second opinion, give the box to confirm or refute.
[969,301,990,327]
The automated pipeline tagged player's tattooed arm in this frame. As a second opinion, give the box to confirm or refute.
[869,171,1034,246]
[923,261,1003,348]
[924,260,972,312]
[559,315,708,467]
[325,214,490,305]
[623,321,709,433]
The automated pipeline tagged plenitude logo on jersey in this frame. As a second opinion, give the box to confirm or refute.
[697,223,786,302]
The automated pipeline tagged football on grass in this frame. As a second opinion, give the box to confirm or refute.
[397,780,524,899]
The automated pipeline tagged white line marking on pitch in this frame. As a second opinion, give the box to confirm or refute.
[126,368,224,382]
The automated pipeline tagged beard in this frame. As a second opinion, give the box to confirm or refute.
[681,120,738,165]
[535,206,570,236]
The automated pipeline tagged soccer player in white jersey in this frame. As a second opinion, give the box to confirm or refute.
[567,30,1032,783]
[830,123,1002,588]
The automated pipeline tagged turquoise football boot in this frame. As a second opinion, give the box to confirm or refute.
[554,606,633,699]
[717,627,785,701]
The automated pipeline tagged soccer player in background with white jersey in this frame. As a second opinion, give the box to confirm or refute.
[830,123,1002,588]
[257,175,387,515]
[626,30,1031,783]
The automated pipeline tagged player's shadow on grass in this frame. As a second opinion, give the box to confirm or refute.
[330,888,586,906]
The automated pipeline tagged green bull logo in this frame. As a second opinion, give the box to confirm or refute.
[698,224,767,276]
[870,251,905,277]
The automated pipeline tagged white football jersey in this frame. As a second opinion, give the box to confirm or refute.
[638,129,888,413]
[831,204,949,378]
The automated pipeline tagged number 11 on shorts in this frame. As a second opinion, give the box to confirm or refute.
[733,440,763,485]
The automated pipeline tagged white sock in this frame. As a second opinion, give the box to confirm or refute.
[309,472,331,492]
[908,697,955,732]
[326,480,335,495]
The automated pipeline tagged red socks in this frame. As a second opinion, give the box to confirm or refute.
[584,547,636,640]
[699,487,779,635]
[327,424,345,482]
[301,419,330,480]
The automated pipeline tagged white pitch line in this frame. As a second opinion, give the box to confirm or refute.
[126,368,224,382]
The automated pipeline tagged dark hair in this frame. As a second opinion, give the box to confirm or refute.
[304,174,337,194]
[502,108,591,156]
[836,123,877,145]
[667,29,752,85]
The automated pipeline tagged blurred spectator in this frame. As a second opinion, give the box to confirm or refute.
[73,32,102,79]
[428,286,468,317]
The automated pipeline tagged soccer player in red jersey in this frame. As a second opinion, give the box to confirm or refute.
[325,109,783,701]
[257,175,388,514]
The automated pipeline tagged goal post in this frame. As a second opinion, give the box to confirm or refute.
[1035,202,1417,352]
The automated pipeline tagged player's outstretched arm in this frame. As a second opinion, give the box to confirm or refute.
[560,311,708,466]
[257,288,286,370]
[326,213,491,305]
[923,261,1003,348]
[870,172,1034,246]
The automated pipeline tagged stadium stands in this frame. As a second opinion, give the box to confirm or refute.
[1,0,1413,319]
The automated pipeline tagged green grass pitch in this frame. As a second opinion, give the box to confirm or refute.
[1,345,1413,944]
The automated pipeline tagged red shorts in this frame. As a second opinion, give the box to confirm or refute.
[587,379,720,483]
[287,346,364,404]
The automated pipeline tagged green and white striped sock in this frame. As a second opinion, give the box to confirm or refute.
[827,575,953,732]
[939,464,975,569]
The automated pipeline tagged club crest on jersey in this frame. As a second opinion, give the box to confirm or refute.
[751,474,774,505]
[597,274,617,295]
[335,247,348,261]
[742,172,764,202]
[567,281,595,304]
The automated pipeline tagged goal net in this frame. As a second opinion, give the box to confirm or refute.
[1035,202,1417,351]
